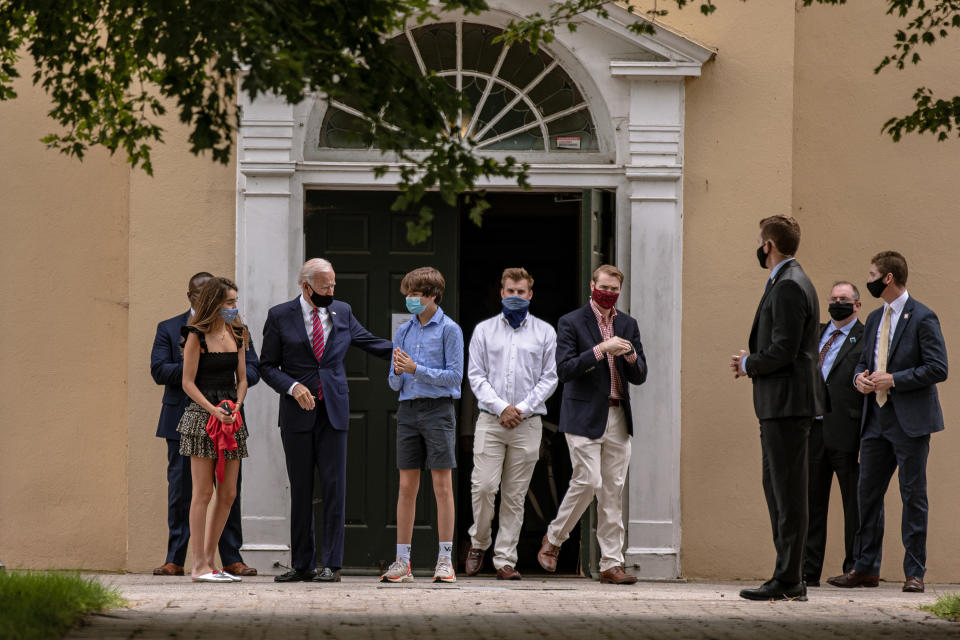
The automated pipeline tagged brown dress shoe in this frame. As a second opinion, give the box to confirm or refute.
[222,562,257,577]
[465,547,485,576]
[537,536,560,572]
[496,565,522,580]
[826,570,879,588]
[599,566,638,585]
[153,562,184,576]
[903,576,924,593]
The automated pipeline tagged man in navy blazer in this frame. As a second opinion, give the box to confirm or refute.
[260,258,393,582]
[150,271,261,577]
[537,264,647,585]
[828,251,947,594]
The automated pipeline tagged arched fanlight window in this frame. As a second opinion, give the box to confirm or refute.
[319,21,598,152]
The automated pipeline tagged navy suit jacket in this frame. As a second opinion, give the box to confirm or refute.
[260,297,393,432]
[556,303,647,439]
[151,311,261,440]
[854,295,948,437]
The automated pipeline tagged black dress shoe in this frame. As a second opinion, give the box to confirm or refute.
[313,567,342,582]
[739,579,807,601]
[274,568,316,582]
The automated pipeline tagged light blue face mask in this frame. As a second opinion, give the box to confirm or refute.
[405,296,426,314]
[220,308,239,323]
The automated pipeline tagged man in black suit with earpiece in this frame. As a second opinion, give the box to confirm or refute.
[730,215,826,602]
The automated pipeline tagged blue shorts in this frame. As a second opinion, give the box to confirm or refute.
[396,398,457,470]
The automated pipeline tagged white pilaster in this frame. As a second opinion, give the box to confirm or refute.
[622,77,685,579]
[236,93,300,574]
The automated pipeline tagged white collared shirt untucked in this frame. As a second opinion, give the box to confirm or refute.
[468,313,558,417]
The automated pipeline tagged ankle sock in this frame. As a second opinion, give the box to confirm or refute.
[438,541,452,562]
[397,543,411,564]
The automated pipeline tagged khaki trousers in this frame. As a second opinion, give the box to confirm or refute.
[468,412,542,570]
[546,407,631,572]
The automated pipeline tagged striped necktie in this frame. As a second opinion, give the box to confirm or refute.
[311,308,325,400]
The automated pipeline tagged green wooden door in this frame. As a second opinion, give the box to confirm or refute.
[578,189,614,579]
[304,190,459,573]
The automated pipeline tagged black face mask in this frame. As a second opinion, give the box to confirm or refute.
[866,277,887,299]
[828,302,855,322]
[756,244,768,269]
[307,285,333,308]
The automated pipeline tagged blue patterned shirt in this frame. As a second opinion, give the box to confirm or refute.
[388,307,463,400]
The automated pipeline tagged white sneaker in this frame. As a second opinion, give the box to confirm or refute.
[380,558,414,583]
[433,558,456,583]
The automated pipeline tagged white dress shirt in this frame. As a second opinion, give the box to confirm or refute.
[287,294,333,396]
[468,312,558,417]
[873,290,909,371]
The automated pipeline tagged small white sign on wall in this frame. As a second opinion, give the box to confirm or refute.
[555,136,581,150]
[391,313,411,341]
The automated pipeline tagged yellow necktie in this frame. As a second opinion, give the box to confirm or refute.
[876,305,892,407]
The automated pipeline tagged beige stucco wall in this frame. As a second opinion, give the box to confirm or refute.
[678,0,960,581]
[0,64,129,569]
[125,114,238,573]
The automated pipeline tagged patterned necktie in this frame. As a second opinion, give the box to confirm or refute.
[311,308,325,400]
[818,329,842,371]
[876,305,892,407]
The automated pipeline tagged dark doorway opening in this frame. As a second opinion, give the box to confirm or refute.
[457,191,583,576]
[302,189,611,576]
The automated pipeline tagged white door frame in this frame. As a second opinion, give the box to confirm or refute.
[234,5,713,579]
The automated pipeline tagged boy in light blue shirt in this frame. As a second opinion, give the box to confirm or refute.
[381,266,463,583]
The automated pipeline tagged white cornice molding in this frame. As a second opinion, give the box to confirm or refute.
[609,60,705,77]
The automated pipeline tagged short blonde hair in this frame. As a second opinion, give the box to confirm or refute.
[592,264,623,285]
[501,267,534,288]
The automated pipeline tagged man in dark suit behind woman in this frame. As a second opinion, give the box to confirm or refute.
[151,271,260,577]
[828,251,947,593]
[730,215,826,601]
[803,281,864,587]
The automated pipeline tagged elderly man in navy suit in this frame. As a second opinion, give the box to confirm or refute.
[828,251,947,594]
[536,264,647,584]
[151,271,260,577]
[261,258,393,583]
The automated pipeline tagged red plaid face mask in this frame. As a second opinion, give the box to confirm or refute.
[591,288,619,309]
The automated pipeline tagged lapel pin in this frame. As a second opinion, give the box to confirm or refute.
[850,337,856,344]
[903,313,910,320]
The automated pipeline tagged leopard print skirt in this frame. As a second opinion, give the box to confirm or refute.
[177,400,249,460]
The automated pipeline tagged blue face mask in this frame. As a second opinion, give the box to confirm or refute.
[501,296,530,329]
[220,308,239,323]
[405,296,426,315]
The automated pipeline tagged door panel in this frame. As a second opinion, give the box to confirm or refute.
[305,190,459,572]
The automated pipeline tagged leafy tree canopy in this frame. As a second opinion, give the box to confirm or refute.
[1,1,956,239]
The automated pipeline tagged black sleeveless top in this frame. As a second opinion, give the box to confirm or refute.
[181,326,238,405]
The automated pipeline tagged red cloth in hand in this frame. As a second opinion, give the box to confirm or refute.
[205,400,242,483]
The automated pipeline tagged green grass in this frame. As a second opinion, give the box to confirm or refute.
[921,592,960,621]
[0,571,126,640]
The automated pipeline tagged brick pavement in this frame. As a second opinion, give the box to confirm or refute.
[67,574,960,640]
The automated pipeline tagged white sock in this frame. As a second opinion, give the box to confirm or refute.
[438,541,453,562]
[397,543,411,564]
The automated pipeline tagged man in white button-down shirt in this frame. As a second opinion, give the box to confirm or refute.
[464,268,558,580]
